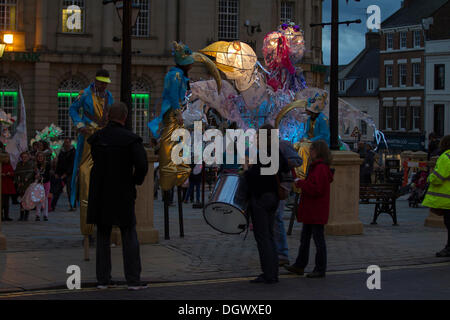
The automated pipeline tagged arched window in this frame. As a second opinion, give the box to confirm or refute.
[58,78,83,139]
[0,77,19,132]
[132,79,151,142]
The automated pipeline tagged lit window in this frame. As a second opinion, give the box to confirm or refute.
[0,0,16,31]
[386,33,393,50]
[58,79,84,139]
[414,30,421,47]
[132,0,150,37]
[0,77,19,133]
[132,79,151,142]
[399,64,407,87]
[385,65,393,87]
[218,0,239,40]
[280,1,294,23]
[412,63,421,86]
[400,31,407,49]
[62,0,85,33]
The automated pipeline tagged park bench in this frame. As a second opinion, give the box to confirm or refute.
[359,184,399,226]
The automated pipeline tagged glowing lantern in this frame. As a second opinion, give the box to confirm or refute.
[200,41,258,91]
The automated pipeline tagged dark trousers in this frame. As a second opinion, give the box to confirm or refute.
[1,194,10,219]
[65,175,74,209]
[250,192,279,281]
[444,212,450,248]
[295,224,327,274]
[185,180,200,203]
[96,224,142,286]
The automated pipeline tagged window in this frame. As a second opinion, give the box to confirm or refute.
[280,1,294,23]
[0,0,16,31]
[434,105,445,137]
[385,65,393,87]
[399,31,407,49]
[398,106,407,130]
[218,0,239,40]
[339,80,346,93]
[62,0,85,33]
[412,63,421,86]
[385,107,393,130]
[132,79,151,142]
[399,64,407,87]
[386,33,393,50]
[414,30,421,47]
[434,64,445,90]
[0,77,18,133]
[367,78,377,92]
[412,106,421,130]
[132,0,150,37]
[58,79,83,139]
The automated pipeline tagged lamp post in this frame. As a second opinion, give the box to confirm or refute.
[103,0,141,130]
[310,0,361,150]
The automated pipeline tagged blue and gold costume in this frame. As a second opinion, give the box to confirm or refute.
[302,112,330,147]
[69,82,114,235]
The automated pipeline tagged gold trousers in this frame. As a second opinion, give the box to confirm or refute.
[79,129,97,236]
[159,109,191,192]
[293,141,311,193]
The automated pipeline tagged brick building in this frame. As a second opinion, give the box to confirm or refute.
[0,0,324,143]
[379,0,449,150]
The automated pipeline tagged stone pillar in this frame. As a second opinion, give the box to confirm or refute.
[425,211,445,228]
[326,151,364,236]
[102,3,115,54]
[0,153,9,250]
[35,0,48,51]
[111,149,160,245]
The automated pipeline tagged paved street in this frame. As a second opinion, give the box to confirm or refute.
[1,262,449,300]
[0,193,449,296]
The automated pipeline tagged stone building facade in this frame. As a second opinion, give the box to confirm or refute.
[0,0,324,142]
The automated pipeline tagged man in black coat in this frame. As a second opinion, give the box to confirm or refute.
[87,102,148,290]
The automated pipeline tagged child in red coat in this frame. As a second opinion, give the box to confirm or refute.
[285,140,334,278]
[2,156,16,221]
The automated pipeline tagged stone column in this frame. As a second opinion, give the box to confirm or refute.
[35,0,48,51]
[326,151,364,236]
[111,149,160,245]
[0,153,9,250]
[102,3,115,54]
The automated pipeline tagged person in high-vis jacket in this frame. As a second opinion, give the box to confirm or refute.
[422,135,450,257]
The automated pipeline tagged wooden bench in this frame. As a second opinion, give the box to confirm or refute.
[360,184,399,226]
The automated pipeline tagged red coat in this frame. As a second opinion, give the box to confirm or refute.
[2,163,16,195]
[295,160,334,225]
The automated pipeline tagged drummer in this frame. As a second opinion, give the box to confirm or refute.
[300,92,330,147]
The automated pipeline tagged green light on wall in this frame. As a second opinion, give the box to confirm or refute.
[132,93,150,107]
[58,92,79,98]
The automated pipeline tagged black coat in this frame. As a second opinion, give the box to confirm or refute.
[87,121,148,227]
[56,147,76,177]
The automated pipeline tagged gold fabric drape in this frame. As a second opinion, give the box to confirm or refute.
[159,109,191,191]
[293,141,311,193]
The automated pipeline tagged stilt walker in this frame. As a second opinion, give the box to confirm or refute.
[149,42,221,239]
[69,69,114,260]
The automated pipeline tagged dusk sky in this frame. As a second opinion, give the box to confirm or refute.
[321,0,403,65]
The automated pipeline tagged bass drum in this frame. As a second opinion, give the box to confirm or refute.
[203,173,248,234]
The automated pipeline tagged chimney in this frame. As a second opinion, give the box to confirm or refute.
[365,31,380,49]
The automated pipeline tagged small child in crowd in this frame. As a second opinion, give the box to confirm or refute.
[22,172,47,221]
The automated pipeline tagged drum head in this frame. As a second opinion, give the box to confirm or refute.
[204,202,248,235]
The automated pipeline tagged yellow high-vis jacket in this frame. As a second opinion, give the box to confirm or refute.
[422,149,450,210]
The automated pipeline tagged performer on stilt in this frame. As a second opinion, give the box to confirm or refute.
[69,69,114,238]
[148,42,220,238]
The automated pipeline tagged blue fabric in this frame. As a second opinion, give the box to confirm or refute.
[69,83,114,207]
[148,67,189,138]
[274,200,289,259]
[301,112,330,147]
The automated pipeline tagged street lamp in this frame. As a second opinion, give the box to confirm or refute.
[103,0,141,130]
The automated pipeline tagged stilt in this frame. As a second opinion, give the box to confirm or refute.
[84,235,90,261]
[163,190,170,240]
[177,186,184,238]
[201,162,206,208]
